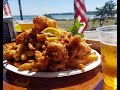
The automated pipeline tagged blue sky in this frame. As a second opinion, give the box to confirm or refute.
[9,0,117,15]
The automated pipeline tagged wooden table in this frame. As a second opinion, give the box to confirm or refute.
[3,64,103,90]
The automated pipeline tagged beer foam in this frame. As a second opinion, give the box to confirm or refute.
[100,34,117,46]
[101,41,117,46]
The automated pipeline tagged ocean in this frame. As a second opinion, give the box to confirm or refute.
[13,14,117,22]
[13,14,96,22]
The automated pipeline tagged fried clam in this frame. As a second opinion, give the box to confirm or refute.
[36,34,47,42]
[32,16,57,36]
[3,50,16,60]
[58,32,72,47]
[34,42,43,50]
[33,51,49,71]
[3,42,17,50]
[16,29,32,44]
[3,42,17,60]
[33,16,48,30]
[18,62,34,71]
[13,44,24,61]
[68,35,91,62]
[48,61,66,72]
[46,18,57,28]
[28,43,36,50]
[45,41,68,62]
[68,35,83,59]
[32,16,48,36]
[66,60,85,70]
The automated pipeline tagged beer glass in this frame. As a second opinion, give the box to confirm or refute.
[96,25,117,89]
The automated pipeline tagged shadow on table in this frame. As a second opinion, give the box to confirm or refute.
[3,65,101,90]
[94,79,103,90]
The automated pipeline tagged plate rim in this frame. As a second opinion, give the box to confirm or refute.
[3,49,101,78]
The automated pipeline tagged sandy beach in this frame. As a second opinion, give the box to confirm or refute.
[56,19,116,31]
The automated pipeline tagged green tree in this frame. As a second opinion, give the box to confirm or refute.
[105,1,116,17]
[94,0,116,26]
[91,18,99,28]
[44,14,54,19]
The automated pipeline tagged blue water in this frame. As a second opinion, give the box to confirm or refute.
[13,15,35,21]
[52,14,74,20]
[13,14,117,22]
[13,14,96,22]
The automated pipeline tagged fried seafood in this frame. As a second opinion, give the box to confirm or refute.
[3,42,17,60]
[68,35,91,61]
[48,61,66,72]
[37,34,47,42]
[16,29,32,44]
[28,43,36,50]
[46,19,57,28]
[33,16,48,32]
[21,53,27,61]
[58,32,72,46]
[18,63,34,71]
[13,44,24,61]
[32,16,57,36]
[45,41,68,62]
[3,16,98,72]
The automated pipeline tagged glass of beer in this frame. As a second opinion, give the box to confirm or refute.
[96,25,117,90]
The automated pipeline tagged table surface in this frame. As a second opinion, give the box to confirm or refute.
[3,64,103,90]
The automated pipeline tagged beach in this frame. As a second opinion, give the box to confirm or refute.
[56,19,74,31]
[56,19,116,31]
[14,14,117,32]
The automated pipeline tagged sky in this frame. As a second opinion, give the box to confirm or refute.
[8,0,117,15]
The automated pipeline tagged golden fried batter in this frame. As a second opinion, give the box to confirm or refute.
[16,29,32,44]
[45,41,68,62]
[68,35,91,61]
[46,19,57,28]
[3,42,17,60]
[3,16,98,72]
[33,16,48,31]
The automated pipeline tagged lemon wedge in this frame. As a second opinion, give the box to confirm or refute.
[42,27,62,37]
[15,24,21,32]
[46,37,58,42]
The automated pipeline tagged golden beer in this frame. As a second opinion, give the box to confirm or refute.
[100,42,117,89]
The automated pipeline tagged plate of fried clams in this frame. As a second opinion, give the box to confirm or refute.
[3,16,101,78]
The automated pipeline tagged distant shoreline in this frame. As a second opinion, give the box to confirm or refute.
[13,10,117,21]
[13,9,117,16]
[13,14,96,21]
[13,14,117,22]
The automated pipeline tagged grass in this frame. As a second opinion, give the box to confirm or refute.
[87,19,116,30]
[57,19,74,31]
[56,19,116,31]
